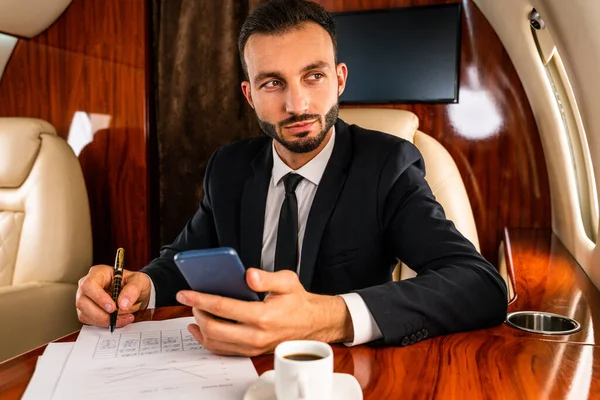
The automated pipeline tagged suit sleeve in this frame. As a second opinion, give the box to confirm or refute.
[355,141,508,346]
[140,148,220,307]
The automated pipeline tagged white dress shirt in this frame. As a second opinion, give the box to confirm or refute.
[146,127,383,345]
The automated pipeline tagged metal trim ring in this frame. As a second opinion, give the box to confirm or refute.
[505,311,582,335]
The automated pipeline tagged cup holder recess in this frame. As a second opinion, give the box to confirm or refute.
[506,311,581,335]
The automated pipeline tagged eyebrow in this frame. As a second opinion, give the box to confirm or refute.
[300,61,331,73]
[253,60,332,86]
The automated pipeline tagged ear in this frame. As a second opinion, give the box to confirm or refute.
[336,63,348,97]
[241,81,255,109]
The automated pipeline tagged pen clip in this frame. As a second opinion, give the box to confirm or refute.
[114,248,124,272]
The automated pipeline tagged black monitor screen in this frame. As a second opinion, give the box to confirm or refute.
[333,4,462,104]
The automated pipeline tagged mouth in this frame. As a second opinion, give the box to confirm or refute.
[284,120,317,134]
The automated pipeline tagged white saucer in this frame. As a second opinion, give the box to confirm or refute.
[244,370,363,400]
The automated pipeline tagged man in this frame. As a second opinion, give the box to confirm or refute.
[76,0,507,356]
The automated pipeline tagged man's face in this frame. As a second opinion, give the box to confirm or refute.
[241,22,347,154]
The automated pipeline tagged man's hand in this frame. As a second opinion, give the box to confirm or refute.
[176,268,354,357]
[76,265,152,328]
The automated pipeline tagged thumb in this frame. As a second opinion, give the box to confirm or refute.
[118,271,150,310]
[246,268,298,294]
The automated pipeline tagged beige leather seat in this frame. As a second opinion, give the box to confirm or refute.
[338,108,480,280]
[0,118,92,361]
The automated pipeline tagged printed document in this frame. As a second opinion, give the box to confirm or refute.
[51,317,258,399]
[22,342,74,400]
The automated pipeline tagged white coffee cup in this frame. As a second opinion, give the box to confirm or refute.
[274,340,334,400]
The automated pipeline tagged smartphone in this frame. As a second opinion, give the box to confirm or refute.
[173,247,260,302]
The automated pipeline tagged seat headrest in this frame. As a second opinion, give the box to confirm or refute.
[0,0,73,38]
[0,118,57,188]
[338,108,419,142]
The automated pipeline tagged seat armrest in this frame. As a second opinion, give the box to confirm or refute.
[0,282,81,361]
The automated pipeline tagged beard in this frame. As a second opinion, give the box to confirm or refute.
[257,102,339,154]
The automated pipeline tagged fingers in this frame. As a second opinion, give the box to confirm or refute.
[78,310,135,328]
[177,291,261,323]
[188,312,267,357]
[78,311,134,328]
[76,294,111,326]
[116,314,135,328]
[188,323,204,343]
[77,265,117,314]
[76,265,148,329]
[76,293,135,328]
[192,308,253,344]
[118,271,151,312]
[246,268,299,294]
[188,323,246,356]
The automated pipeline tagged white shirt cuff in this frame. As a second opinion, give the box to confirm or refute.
[338,292,383,346]
[143,273,156,309]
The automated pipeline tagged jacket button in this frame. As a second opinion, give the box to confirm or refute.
[416,331,423,341]
[401,337,410,346]
[422,329,429,338]
[409,334,417,344]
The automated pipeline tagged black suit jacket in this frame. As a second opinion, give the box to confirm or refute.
[142,119,508,346]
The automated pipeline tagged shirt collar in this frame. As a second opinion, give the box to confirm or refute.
[271,126,336,187]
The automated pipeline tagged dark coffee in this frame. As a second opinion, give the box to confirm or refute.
[283,353,323,361]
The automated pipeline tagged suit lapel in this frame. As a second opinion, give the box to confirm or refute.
[240,141,273,270]
[299,120,352,290]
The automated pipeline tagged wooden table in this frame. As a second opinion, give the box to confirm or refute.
[1,229,600,399]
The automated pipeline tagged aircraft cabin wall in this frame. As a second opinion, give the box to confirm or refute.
[474,0,600,289]
[0,0,151,271]
[0,0,553,275]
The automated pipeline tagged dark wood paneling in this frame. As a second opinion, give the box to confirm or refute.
[0,0,150,270]
[3,305,600,399]
[318,0,552,264]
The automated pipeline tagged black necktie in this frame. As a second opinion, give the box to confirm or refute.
[274,173,304,272]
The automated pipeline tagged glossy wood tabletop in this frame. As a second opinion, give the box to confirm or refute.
[2,307,598,400]
[2,229,600,399]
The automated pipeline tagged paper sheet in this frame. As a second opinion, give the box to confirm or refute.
[51,317,258,400]
[22,342,74,400]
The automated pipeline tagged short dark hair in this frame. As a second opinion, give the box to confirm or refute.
[238,0,337,78]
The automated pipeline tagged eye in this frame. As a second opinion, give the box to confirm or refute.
[263,80,282,88]
[308,72,324,80]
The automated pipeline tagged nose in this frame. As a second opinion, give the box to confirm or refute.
[284,82,309,115]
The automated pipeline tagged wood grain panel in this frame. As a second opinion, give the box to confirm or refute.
[3,306,599,400]
[500,228,600,345]
[317,0,551,264]
[0,0,150,270]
